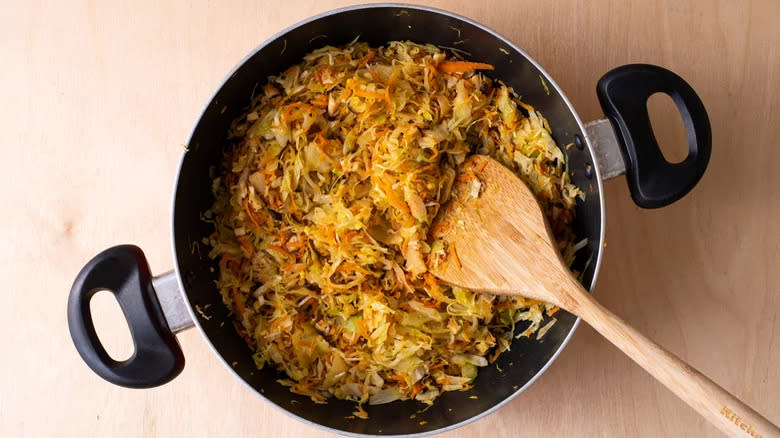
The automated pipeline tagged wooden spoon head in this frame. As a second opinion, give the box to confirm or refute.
[428,155,582,310]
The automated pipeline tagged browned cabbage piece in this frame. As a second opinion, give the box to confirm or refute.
[205,41,583,410]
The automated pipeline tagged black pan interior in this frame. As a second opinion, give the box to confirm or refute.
[173,5,602,436]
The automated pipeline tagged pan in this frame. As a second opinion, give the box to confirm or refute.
[67,4,710,436]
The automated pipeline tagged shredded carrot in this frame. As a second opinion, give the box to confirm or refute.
[367,67,382,82]
[518,297,540,307]
[310,94,328,108]
[244,196,262,228]
[423,273,438,287]
[236,235,253,254]
[285,240,306,249]
[278,230,290,246]
[337,262,372,275]
[517,101,536,113]
[376,178,410,213]
[390,374,406,385]
[384,69,400,107]
[354,404,368,419]
[488,348,502,363]
[387,69,400,87]
[410,382,423,398]
[422,300,441,309]
[438,61,494,74]
[231,287,245,315]
[456,172,476,183]
[269,315,287,329]
[428,361,446,371]
[449,241,461,268]
[293,337,315,350]
[428,62,437,83]
[383,91,393,108]
[352,88,386,101]
[475,158,489,173]
[280,261,303,272]
[267,245,293,260]
[282,102,318,121]
[357,49,376,68]
[357,318,368,337]
[495,301,518,310]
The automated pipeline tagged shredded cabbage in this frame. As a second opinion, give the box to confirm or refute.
[206,41,583,410]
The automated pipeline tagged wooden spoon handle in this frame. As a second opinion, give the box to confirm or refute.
[575,293,779,438]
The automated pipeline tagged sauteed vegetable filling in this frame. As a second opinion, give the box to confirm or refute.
[205,41,583,410]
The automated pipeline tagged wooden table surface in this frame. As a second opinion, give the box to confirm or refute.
[2,0,778,437]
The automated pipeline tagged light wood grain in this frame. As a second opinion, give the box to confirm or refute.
[1,0,778,437]
[431,156,779,438]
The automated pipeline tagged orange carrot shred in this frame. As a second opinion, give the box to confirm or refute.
[376,179,410,213]
[387,69,400,87]
[517,101,535,113]
[449,241,461,268]
[267,245,293,260]
[310,94,328,108]
[357,49,376,68]
[285,240,306,249]
[231,287,245,315]
[438,61,494,74]
[352,88,385,100]
[244,196,262,228]
[237,235,253,254]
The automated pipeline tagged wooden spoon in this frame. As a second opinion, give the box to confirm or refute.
[429,155,779,438]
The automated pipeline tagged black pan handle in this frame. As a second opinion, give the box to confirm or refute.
[67,245,184,388]
[597,64,711,208]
